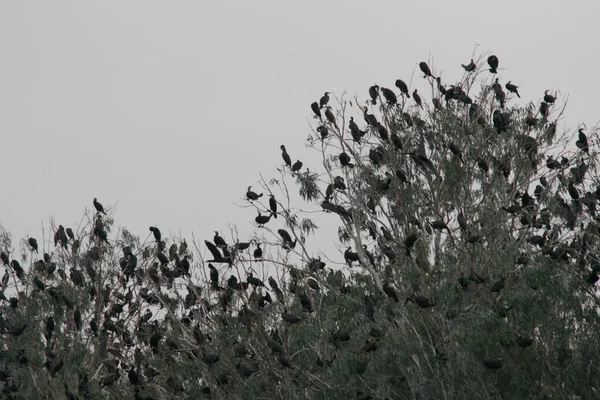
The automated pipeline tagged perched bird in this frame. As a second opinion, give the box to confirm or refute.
[380,87,397,105]
[505,81,520,98]
[395,79,410,98]
[255,212,271,226]
[461,59,476,72]
[493,110,510,133]
[310,102,321,119]
[576,128,589,154]
[291,160,303,174]
[543,90,556,104]
[368,85,379,105]
[253,244,262,259]
[319,92,330,109]
[324,106,338,128]
[339,152,354,168]
[65,228,75,241]
[316,125,328,140]
[280,145,292,167]
[149,226,161,242]
[491,78,505,107]
[28,237,38,253]
[413,89,423,108]
[487,55,499,73]
[419,61,434,78]
[214,231,227,248]
[245,186,263,201]
[93,198,106,215]
[269,195,278,218]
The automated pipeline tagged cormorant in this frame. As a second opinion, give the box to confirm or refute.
[492,78,505,107]
[349,116,366,142]
[149,226,161,242]
[280,145,292,167]
[539,101,549,118]
[376,123,388,141]
[324,106,338,128]
[576,128,589,154]
[543,90,556,104]
[253,243,262,259]
[214,231,227,248]
[269,195,278,218]
[316,125,328,140]
[419,61,433,78]
[66,228,75,241]
[319,92,330,108]
[461,59,476,72]
[246,186,263,201]
[368,85,379,105]
[291,160,303,173]
[310,102,321,119]
[380,87,397,105]
[362,107,378,126]
[333,176,346,190]
[339,152,354,168]
[505,81,520,98]
[436,77,446,95]
[344,247,359,266]
[28,238,38,253]
[487,55,499,73]
[412,89,423,108]
[278,229,297,249]
[93,198,106,215]
[395,79,410,98]
[255,212,271,226]
[492,110,509,133]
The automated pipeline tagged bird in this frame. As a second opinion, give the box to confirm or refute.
[413,89,423,108]
[492,110,509,133]
[280,145,292,167]
[368,85,379,105]
[491,78,505,107]
[65,228,75,241]
[543,90,556,104]
[291,160,303,174]
[319,92,330,109]
[380,87,397,105]
[395,79,410,98]
[487,55,499,73]
[269,195,278,218]
[316,125,328,140]
[93,198,106,215]
[339,152,354,168]
[28,238,38,252]
[253,244,262,259]
[245,186,263,201]
[310,102,321,119]
[213,231,227,248]
[149,226,161,242]
[419,61,434,78]
[255,212,271,226]
[278,229,297,249]
[505,81,520,98]
[576,128,589,154]
[324,106,338,128]
[461,59,476,72]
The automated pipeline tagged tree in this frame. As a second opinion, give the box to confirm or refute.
[0,52,599,399]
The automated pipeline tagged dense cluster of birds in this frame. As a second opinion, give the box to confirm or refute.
[0,52,598,399]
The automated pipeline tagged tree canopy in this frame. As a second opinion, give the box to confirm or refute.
[1,52,599,400]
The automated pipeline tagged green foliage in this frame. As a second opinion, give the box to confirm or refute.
[1,52,600,400]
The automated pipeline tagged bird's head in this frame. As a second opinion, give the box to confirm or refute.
[280,145,286,151]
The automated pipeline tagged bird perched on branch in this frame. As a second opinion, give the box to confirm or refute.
[419,61,434,78]
[93,198,106,215]
[461,59,476,72]
[505,81,520,98]
[487,55,499,73]
[246,186,263,201]
[319,92,329,109]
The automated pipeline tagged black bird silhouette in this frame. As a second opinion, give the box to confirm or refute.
[319,92,330,108]
[93,198,106,215]
[395,79,410,98]
[380,87,397,105]
[278,229,297,249]
[280,145,292,167]
[310,102,321,119]
[324,106,338,128]
[28,237,38,253]
[214,231,227,248]
[461,59,476,72]
[576,128,589,154]
[487,55,499,73]
[505,81,520,98]
[255,212,271,226]
[291,160,303,174]
[339,152,354,168]
[344,247,359,266]
[65,227,75,241]
[316,125,328,140]
[368,85,379,105]
[149,226,161,242]
[253,243,262,259]
[419,61,434,78]
[205,240,226,263]
[269,195,278,218]
[246,186,263,201]
[543,90,556,104]
[413,89,423,108]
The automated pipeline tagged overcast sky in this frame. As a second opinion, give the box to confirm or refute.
[0,1,598,255]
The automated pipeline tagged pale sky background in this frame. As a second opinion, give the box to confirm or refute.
[0,1,598,255]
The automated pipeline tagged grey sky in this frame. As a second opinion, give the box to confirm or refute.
[1,1,598,251]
